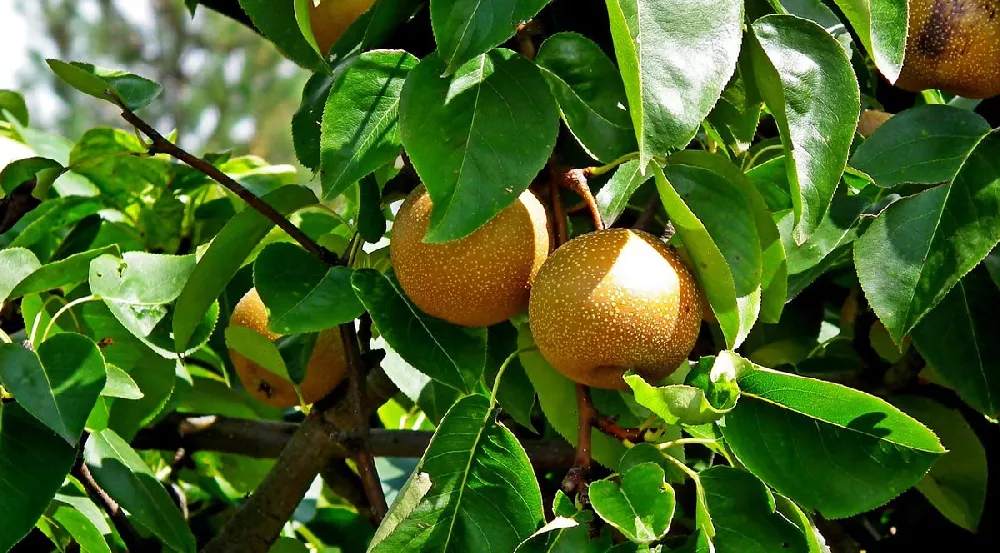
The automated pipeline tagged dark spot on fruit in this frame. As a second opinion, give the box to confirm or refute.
[257,380,275,398]
[917,1,956,58]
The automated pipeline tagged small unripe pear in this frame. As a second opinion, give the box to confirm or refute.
[529,229,702,390]
[309,0,377,55]
[390,185,550,328]
[896,0,1000,99]
[857,109,893,137]
[229,289,346,408]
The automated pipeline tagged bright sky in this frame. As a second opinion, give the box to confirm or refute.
[0,1,29,90]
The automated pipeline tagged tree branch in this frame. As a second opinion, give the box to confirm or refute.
[73,458,145,552]
[199,366,397,553]
[117,106,338,265]
[132,413,577,471]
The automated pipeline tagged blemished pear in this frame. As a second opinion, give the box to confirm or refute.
[529,229,702,390]
[896,0,1000,99]
[309,0,377,55]
[228,288,346,408]
[390,185,550,328]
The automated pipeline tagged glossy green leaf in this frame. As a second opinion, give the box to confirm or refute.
[399,50,558,242]
[706,63,763,156]
[0,403,77,552]
[911,267,1000,418]
[0,247,41,307]
[254,242,363,334]
[7,197,104,249]
[515,516,594,553]
[237,0,325,69]
[84,429,196,553]
[855,131,1000,342]
[829,0,907,82]
[894,396,986,532]
[9,245,120,299]
[0,334,106,445]
[0,156,61,197]
[590,463,675,544]
[46,59,163,110]
[327,0,424,61]
[102,363,143,400]
[656,161,761,348]
[701,466,809,553]
[358,175,386,243]
[720,352,945,518]
[368,394,544,552]
[750,15,859,243]
[0,89,29,125]
[320,50,416,199]
[669,150,787,323]
[377,338,462,424]
[850,105,990,189]
[352,269,486,393]
[293,70,336,171]
[517,323,624,469]
[625,356,738,426]
[172,185,317,351]
[605,0,742,167]
[430,0,550,74]
[779,188,867,275]
[535,32,636,163]
[595,160,649,226]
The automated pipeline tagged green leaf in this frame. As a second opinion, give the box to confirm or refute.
[102,363,143,400]
[430,0,550,74]
[517,323,624,469]
[619,443,687,484]
[0,89,29,125]
[84,429,196,553]
[0,334,106,445]
[46,59,163,110]
[0,403,77,552]
[327,0,424,61]
[237,0,326,69]
[750,15,859,244]
[320,50,417,200]
[399,50,558,242]
[352,269,486,393]
[705,58,763,156]
[625,356,738,426]
[9,245,120,299]
[358,175,387,243]
[0,156,61,197]
[6,197,105,249]
[701,466,809,553]
[515,516,594,553]
[535,33,637,163]
[911,267,1000,418]
[293,71,336,171]
[377,338,462,424]
[855,131,1000,342]
[595,160,649,226]
[656,161,761,348]
[368,395,544,552]
[779,187,867,275]
[589,463,675,544]
[254,242,364,334]
[225,326,292,383]
[720,352,945,519]
[0,247,41,307]
[172,185,317,351]
[850,105,990,189]
[893,396,986,532]
[829,0,907,82]
[605,0,742,166]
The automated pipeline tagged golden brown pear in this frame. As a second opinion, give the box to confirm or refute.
[529,229,703,390]
[308,0,377,56]
[857,109,894,137]
[896,0,1000,98]
[228,289,346,408]
[390,185,550,328]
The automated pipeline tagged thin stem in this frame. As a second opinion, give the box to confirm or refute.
[43,294,98,343]
[592,415,644,442]
[117,106,338,266]
[656,438,717,450]
[583,152,640,177]
[0,329,11,344]
[573,384,594,472]
[556,168,604,231]
[339,323,388,523]
[661,450,700,482]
